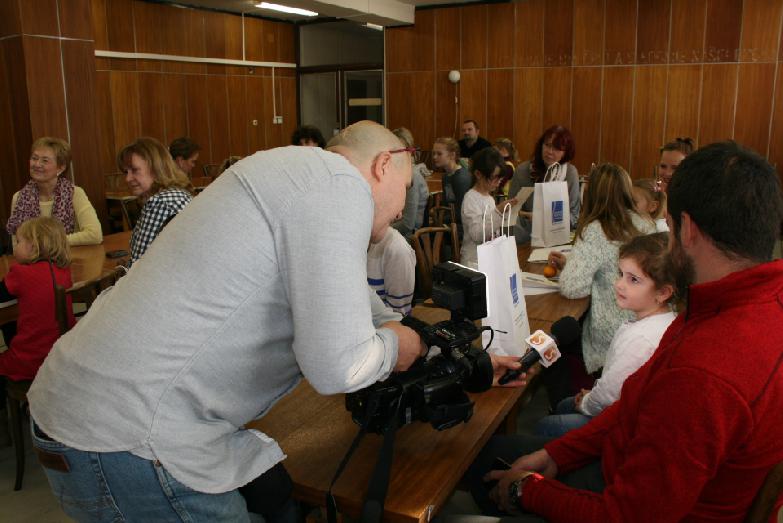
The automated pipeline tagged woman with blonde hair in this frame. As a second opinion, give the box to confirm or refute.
[118,137,193,263]
[391,127,429,235]
[545,163,655,406]
[6,137,102,246]
[433,136,470,229]
[656,137,694,193]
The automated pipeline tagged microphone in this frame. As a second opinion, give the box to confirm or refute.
[498,316,580,384]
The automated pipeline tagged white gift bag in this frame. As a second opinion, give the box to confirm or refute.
[477,205,531,357]
[531,163,571,248]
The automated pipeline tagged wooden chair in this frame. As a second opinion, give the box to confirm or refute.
[430,202,455,227]
[410,224,460,300]
[104,172,139,232]
[190,176,213,194]
[745,461,783,523]
[202,163,220,178]
[6,284,70,490]
[69,266,127,314]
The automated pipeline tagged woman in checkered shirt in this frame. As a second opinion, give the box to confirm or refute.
[118,138,193,264]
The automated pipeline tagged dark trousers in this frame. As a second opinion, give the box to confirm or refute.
[539,316,596,410]
[466,434,605,521]
[239,462,301,523]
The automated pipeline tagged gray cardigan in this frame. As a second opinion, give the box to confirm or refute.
[559,213,656,373]
[29,147,402,493]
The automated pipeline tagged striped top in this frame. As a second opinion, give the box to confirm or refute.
[367,227,416,315]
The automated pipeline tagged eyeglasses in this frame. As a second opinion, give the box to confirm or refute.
[388,147,420,155]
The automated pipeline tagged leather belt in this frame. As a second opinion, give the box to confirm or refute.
[32,426,70,473]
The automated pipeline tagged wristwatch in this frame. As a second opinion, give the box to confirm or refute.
[508,478,525,509]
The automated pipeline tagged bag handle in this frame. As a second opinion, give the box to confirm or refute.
[501,202,512,237]
[482,204,495,244]
[543,162,563,183]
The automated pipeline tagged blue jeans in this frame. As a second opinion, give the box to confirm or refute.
[31,420,250,522]
[533,396,592,438]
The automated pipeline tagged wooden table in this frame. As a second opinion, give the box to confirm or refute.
[0,231,131,325]
[250,243,589,522]
[516,244,589,324]
[251,313,557,523]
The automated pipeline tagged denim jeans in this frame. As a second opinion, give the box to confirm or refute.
[31,419,251,522]
[533,396,592,438]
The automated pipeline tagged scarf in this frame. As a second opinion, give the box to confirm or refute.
[6,176,76,235]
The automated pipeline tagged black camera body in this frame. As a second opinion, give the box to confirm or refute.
[345,262,495,434]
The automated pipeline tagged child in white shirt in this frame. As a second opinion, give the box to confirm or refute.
[535,232,677,437]
[367,227,416,315]
[460,148,517,268]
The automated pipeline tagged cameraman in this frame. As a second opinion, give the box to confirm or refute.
[26,122,439,522]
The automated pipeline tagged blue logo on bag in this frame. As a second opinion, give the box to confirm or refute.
[551,200,564,224]
[509,273,520,305]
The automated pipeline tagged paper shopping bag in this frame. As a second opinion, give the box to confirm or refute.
[477,207,530,357]
[531,163,570,247]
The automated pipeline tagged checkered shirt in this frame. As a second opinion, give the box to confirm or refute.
[130,187,192,263]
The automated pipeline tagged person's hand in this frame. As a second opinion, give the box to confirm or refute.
[486,469,535,514]
[548,251,567,270]
[382,322,427,371]
[490,354,535,387]
[496,197,518,214]
[509,449,558,479]
[574,388,590,409]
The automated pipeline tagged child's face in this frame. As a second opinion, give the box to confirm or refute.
[614,257,662,315]
[13,236,35,262]
[631,187,654,215]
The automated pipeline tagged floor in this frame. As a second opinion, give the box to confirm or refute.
[0,420,71,522]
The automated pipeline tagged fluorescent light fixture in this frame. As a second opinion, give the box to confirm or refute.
[255,2,318,16]
[365,23,384,31]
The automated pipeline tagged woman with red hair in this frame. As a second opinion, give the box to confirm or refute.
[508,125,581,242]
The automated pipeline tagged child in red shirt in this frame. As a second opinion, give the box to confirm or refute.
[0,216,75,382]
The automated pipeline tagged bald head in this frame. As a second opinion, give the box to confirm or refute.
[327,121,412,243]
[327,120,406,171]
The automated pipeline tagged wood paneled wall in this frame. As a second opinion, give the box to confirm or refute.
[92,0,297,183]
[0,0,297,232]
[386,0,783,179]
[0,0,103,231]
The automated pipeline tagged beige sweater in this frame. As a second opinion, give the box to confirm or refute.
[11,186,103,246]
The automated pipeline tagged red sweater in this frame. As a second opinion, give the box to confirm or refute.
[522,260,783,522]
[0,261,75,381]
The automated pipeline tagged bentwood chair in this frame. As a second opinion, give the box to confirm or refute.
[410,224,460,301]
[69,265,127,315]
[5,283,70,490]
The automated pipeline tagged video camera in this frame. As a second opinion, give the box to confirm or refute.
[345,262,495,434]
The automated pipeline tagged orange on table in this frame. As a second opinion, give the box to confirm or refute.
[543,265,558,278]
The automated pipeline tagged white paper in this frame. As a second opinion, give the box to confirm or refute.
[527,245,572,263]
[523,286,559,296]
[521,271,560,289]
[504,187,535,227]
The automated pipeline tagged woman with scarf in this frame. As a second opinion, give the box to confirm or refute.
[6,137,102,247]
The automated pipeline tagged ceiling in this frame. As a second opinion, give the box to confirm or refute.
[161,0,481,24]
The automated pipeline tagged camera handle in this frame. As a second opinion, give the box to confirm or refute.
[327,396,401,523]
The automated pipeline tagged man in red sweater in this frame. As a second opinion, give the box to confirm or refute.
[470,141,783,522]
